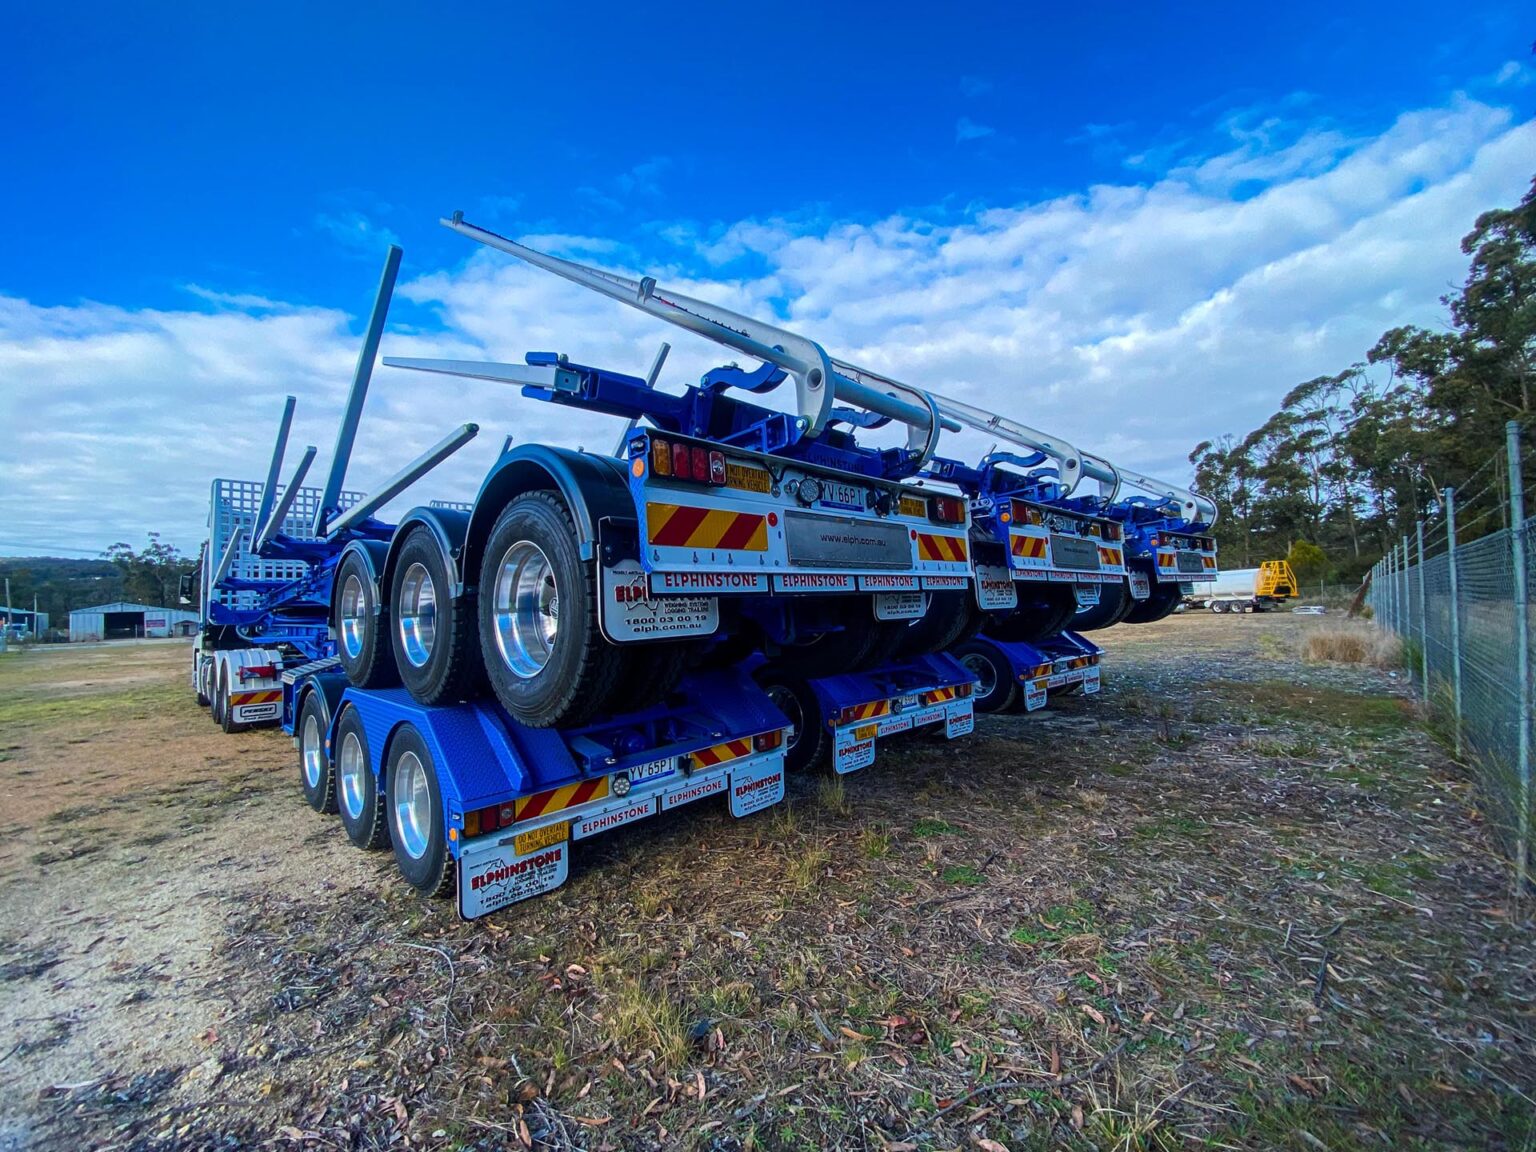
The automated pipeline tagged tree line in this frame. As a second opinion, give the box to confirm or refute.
[1,534,191,630]
[1190,175,1535,584]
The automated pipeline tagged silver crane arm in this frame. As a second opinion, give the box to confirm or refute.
[926,392,1218,526]
[441,215,957,465]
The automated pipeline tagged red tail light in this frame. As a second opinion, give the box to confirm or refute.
[955,682,973,698]
[649,437,726,486]
[929,495,966,524]
[754,729,784,752]
[466,802,517,837]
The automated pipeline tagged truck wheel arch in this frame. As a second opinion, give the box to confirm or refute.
[461,446,635,591]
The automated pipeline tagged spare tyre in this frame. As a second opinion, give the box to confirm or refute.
[479,491,625,728]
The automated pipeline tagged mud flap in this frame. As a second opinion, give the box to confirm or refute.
[1083,666,1101,694]
[598,559,719,642]
[1074,583,1100,608]
[975,562,1018,611]
[833,726,877,774]
[458,838,569,920]
[944,701,975,736]
[1024,679,1048,711]
[874,591,929,620]
[1128,571,1150,600]
[729,757,785,816]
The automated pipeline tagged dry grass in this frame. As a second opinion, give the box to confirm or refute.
[1301,620,1403,668]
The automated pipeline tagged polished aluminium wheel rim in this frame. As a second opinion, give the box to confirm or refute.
[340,574,367,660]
[393,751,431,861]
[960,653,997,700]
[339,731,367,820]
[493,541,559,678]
[765,685,804,753]
[397,562,437,668]
[301,712,324,789]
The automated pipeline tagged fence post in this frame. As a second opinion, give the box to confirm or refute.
[1401,533,1412,642]
[1445,487,1464,758]
[1507,421,1530,894]
[1416,519,1428,705]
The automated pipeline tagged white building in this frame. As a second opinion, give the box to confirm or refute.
[69,602,201,642]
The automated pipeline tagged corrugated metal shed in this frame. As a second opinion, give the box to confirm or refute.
[69,602,201,642]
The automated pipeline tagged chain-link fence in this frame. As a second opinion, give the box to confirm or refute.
[1368,422,1532,890]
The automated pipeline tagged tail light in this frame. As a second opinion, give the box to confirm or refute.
[464,801,518,838]
[1105,523,1122,541]
[1148,534,1160,547]
[1024,506,1044,526]
[754,729,784,752]
[928,495,966,524]
[954,682,973,698]
[1087,523,1102,538]
[649,437,726,487]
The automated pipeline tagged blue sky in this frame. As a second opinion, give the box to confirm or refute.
[1,2,1533,554]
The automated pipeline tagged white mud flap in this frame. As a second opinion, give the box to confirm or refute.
[231,699,281,724]
[874,591,929,621]
[1083,666,1101,694]
[1178,581,1195,596]
[1128,571,1151,600]
[458,838,569,920]
[599,559,719,642]
[729,758,785,817]
[833,726,877,774]
[1074,583,1101,608]
[975,563,1018,611]
[1024,679,1048,711]
[944,701,975,736]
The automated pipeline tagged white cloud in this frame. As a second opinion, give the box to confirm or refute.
[955,117,996,143]
[1,95,1532,555]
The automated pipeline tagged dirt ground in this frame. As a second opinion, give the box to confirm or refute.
[0,616,1531,1151]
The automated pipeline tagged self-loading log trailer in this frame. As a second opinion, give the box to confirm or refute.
[189,217,1217,913]
[910,400,1219,712]
[190,225,986,915]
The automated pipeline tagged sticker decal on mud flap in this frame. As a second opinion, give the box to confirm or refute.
[1083,666,1101,694]
[874,591,928,621]
[975,563,1018,611]
[833,735,876,774]
[661,773,727,811]
[459,841,569,920]
[600,559,719,642]
[1074,583,1101,608]
[944,703,975,737]
[1024,679,1048,711]
[234,703,279,722]
[1128,571,1151,600]
[729,760,784,817]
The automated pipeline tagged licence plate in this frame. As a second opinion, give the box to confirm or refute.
[513,820,569,857]
[726,463,771,493]
[628,756,677,785]
[898,693,919,709]
[817,480,866,511]
[1050,534,1101,570]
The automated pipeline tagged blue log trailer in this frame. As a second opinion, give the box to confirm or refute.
[914,397,1217,713]
[190,223,997,916]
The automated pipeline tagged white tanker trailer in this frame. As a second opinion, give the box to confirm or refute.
[1186,561,1299,613]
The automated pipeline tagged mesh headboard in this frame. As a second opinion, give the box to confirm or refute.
[207,478,363,611]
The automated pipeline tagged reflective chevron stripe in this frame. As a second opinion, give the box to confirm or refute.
[230,689,282,706]
[916,532,968,562]
[516,776,610,821]
[691,737,754,769]
[1011,535,1048,559]
[647,502,768,551]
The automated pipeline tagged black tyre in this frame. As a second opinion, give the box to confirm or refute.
[480,492,625,728]
[210,664,226,725]
[334,706,388,850]
[856,617,912,672]
[952,640,1020,713]
[218,665,247,734]
[194,653,210,706]
[391,528,480,706]
[386,725,453,897]
[764,597,879,678]
[607,642,691,714]
[297,690,337,814]
[334,550,398,689]
[1124,576,1183,624]
[1068,583,1126,632]
[759,676,830,773]
[1054,682,1084,697]
[987,583,1078,645]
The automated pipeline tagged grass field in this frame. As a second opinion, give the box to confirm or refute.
[0,616,1531,1151]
